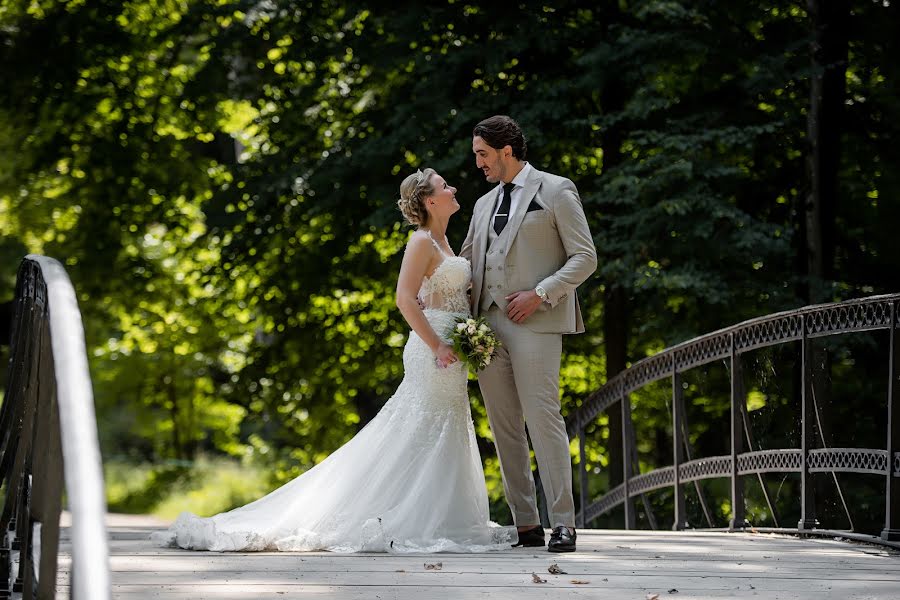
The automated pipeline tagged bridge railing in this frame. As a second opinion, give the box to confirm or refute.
[0,256,110,599]
[567,293,900,545]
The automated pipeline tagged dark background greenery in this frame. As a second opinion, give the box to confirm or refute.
[1,1,897,531]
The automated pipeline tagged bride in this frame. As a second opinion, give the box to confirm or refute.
[152,168,514,553]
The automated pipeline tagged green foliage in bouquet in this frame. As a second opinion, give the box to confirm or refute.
[450,316,500,372]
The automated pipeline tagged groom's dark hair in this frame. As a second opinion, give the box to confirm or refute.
[473,115,527,160]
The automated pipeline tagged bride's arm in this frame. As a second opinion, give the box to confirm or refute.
[396,233,458,366]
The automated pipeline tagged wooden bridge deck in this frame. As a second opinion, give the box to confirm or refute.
[55,516,900,599]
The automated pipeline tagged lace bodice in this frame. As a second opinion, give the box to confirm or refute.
[418,233,471,314]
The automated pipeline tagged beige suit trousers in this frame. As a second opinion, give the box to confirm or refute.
[478,305,574,528]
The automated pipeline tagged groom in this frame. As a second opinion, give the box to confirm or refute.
[460,116,597,553]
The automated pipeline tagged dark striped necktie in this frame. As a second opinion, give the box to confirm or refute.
[493,182,515,234]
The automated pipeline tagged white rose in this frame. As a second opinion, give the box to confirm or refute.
[456,323,467,331]
[467,324,476,335]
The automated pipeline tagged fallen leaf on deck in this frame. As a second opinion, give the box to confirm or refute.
[571,579,590,584]
[668,589,679,593]
[548,563,567,574]
[424,562,442,570]
[532,573,547,584]
[395,569,405,573]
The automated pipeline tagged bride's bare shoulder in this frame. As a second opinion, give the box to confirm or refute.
[403,230,436,257]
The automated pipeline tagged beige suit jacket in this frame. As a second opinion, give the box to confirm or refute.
[460,167,597,334]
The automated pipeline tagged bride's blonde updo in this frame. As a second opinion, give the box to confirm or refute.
[398,168,436,227]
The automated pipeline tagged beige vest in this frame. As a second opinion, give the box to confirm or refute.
[480,223,510,311]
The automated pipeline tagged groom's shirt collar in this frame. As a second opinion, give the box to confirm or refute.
[493,162,532,221]
[511,161,532,188]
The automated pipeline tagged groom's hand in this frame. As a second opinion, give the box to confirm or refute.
[505,290,543,324]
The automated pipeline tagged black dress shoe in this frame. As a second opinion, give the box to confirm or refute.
[512,525,545,547]
[547,526,576,552]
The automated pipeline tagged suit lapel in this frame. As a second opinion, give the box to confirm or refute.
[474,191,495,256]
[474,191,497,259]
[502,169,541,255]
[470,190,497,307]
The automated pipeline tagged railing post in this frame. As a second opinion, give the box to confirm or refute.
[622,388,635,530]
[729,333,746,530]
[798,315,819,531]
[578,418,587,529]
[672,354,686,530]
[882,300,900,541]
[2,277,42,597]
[33,320,63,598]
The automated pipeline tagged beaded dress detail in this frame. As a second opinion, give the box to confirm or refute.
[152,232,512,553]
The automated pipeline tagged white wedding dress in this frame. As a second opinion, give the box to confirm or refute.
[152,237,514,553]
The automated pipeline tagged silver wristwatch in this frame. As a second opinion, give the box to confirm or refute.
[534,285,549,303]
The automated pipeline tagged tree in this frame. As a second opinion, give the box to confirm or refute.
[2,1,898,524]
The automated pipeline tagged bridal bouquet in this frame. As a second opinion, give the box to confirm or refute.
[450,316,500,371]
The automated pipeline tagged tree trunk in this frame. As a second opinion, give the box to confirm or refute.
[803,0,849,528]
[168,377,183,460]
[600,27,629,490]
[804,0,848,303]
[604,285,628,488]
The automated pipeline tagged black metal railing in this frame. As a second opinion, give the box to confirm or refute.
[1,257,110,599]
[568,293,900,546]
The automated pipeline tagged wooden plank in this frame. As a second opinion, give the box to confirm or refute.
[51,580,900,600]
[61,586,605,600]
[57,556,900,575]
[51,525,900,600]
[55,571,900,589]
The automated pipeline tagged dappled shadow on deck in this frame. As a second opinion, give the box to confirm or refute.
[55,524,900,600]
